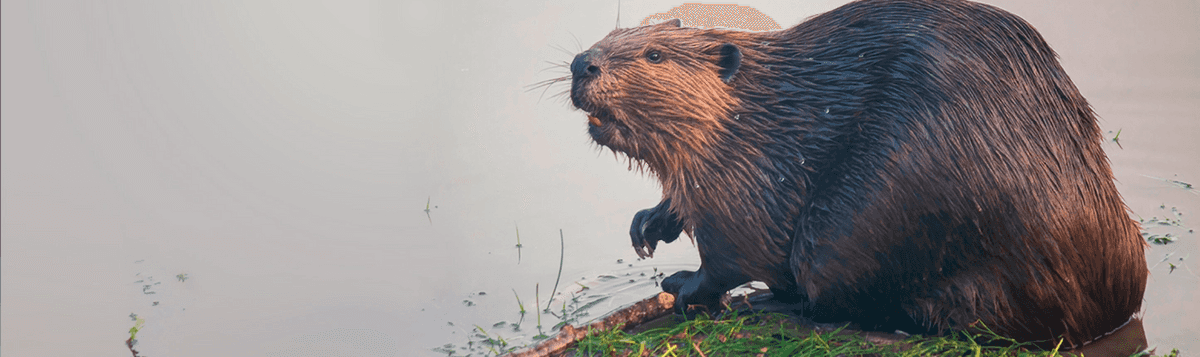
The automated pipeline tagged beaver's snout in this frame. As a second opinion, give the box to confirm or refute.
[570,50,604,126]
[570,50,601,79]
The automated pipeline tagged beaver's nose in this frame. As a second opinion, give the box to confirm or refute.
[570,51,601,79]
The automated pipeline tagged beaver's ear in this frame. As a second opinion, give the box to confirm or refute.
[717,43,742,83]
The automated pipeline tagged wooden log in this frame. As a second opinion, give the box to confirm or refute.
[506,292,675,357]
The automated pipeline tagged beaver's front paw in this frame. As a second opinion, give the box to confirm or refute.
[630,198,684,258]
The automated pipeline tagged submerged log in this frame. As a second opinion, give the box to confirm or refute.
[506,292,675,357]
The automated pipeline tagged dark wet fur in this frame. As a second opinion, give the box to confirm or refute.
[568,0,1147,349]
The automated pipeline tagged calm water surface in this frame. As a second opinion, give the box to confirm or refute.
[1,0,1195,356]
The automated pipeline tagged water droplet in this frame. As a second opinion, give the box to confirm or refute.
[734,114,740,120]
[824,108,830,114]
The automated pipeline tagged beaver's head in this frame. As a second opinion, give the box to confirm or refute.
[570,19,747,168]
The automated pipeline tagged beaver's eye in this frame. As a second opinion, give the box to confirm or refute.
[646,51,663,63]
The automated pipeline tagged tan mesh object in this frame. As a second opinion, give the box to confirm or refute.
[639,3,781,31]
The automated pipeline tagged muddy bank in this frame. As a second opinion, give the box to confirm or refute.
[507,291,1149,357]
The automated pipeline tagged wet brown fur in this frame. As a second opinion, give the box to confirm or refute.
[567,0,1147,349]
[573,24,792,284]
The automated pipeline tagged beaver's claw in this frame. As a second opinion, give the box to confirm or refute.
[630,198,685,259]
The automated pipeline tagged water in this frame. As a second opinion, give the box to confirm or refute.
[1,0,1195,355]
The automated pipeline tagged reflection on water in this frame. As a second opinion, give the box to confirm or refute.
[434,256,698,356]
[0,0,1195,356]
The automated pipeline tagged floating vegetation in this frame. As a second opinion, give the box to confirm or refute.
[430,343,456,355]
[1142,175,1195,191]
[1151,252,1194,278]
[424,196,433,224]
[128,315,144,346]
[1111,128,1123,148]
[437,227,675,354]
[1147,233,1176,245]
[1141,216,1184,227]
[126,315,145,357]
[546,229,566,313]
[1139,204,1190,247]
[176,273,189,282]
[535,284,544,332]
[514,223,523,264]
[473,324,515,355]
[512,289,527,316]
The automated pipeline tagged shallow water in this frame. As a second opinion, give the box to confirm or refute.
[1,0,1195,356]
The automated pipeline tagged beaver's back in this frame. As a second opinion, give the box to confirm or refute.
[749,0,1148,347]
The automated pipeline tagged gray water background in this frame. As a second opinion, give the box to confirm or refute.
[2,0,1196,355]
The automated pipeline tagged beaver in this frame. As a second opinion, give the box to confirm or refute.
[565,0,1148,348]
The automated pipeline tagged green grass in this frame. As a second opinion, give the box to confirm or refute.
[546,229,566,313]
[513,288,526,315]
[570,310,1178,357]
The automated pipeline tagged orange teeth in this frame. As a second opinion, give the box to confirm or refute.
[588,115,602,127]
